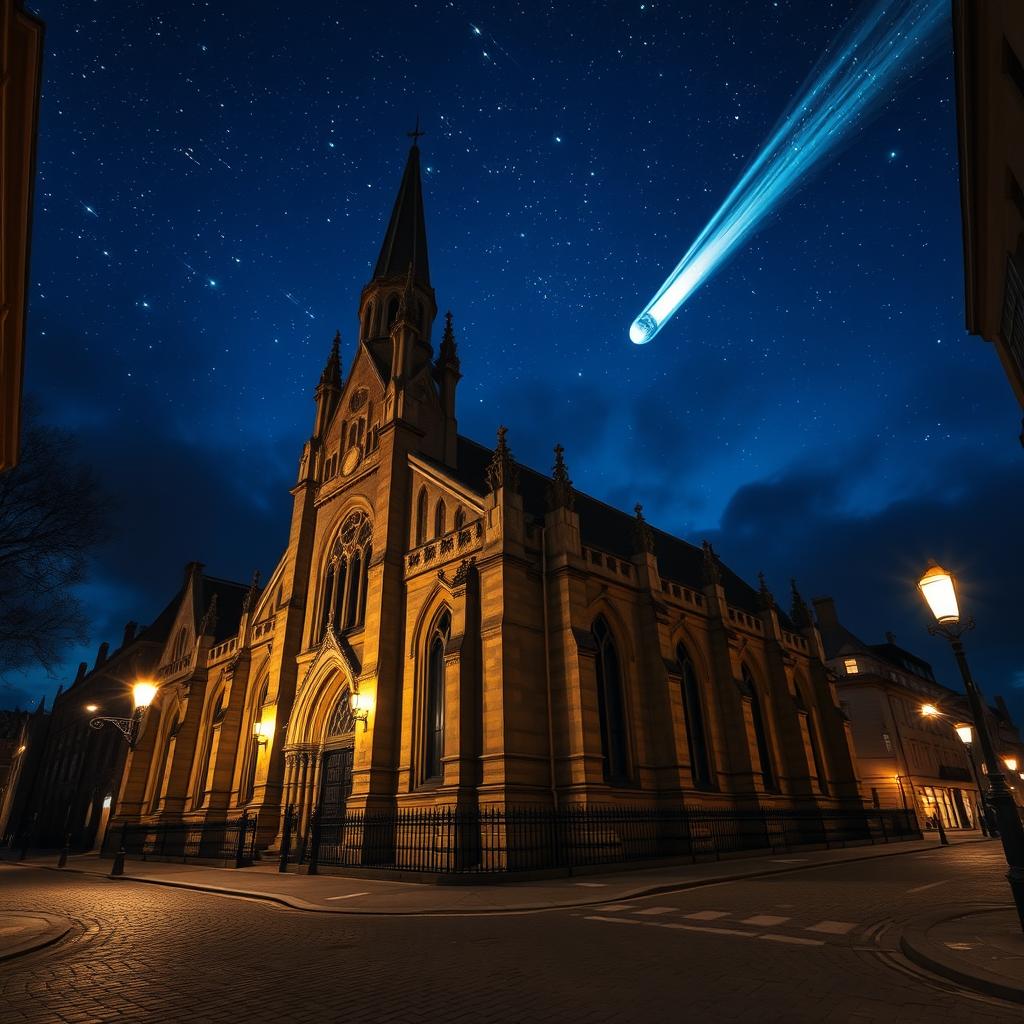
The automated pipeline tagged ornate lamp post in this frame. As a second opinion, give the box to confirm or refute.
[89,681,158,749]
[917,563,1024,932]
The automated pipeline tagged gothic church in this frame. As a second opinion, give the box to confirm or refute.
[114,141,865,853]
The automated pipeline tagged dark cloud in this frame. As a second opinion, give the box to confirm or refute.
[703,449,1024,719]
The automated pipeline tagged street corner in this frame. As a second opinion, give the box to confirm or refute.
[0,910,75,963]
[899,904,1024,1006]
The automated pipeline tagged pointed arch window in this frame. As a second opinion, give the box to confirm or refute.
[386,295,399,332]
[593,616,629,785]
[152,711,180,812]
[677,644,712,789]
[415,487,428,546]
[797,684,829,795]
[434,499,447,538]
[363,301,375,339]
[453,506,466,531]
[242,679,269,804]
[194,693,225,807]
[741,666,776,792]
[326,688,356,737]
[320,510,372,639]
[424,610,451,781]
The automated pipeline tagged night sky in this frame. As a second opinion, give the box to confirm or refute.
[10,2,1023,717]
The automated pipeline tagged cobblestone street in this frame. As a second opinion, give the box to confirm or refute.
[1,842,1020,1022]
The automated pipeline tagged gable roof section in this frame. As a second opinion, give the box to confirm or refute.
[195,575,254,643]
[446,436,773,621]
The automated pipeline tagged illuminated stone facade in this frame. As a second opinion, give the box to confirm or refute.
[114,144,865,850]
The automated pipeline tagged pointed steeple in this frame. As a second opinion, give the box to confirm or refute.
[438,310,459,369]
[374,139,431,289]
[486,426,520,493]
[547,444,574,511]
[319,330,342,388]
[790,579,812,629]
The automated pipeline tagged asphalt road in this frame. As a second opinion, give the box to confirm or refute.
[0,843,1018,1023]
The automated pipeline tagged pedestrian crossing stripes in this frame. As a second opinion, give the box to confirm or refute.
[583,903,861,947]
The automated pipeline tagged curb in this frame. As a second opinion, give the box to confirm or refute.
[0,912,74,964]
[95,836,988,917]
[899,906,1024,1005]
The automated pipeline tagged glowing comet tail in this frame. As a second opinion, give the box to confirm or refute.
[628,0,946,346]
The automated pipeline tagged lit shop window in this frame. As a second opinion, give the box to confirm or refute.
[844,658,859,675]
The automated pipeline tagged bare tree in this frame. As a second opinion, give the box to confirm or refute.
[0,416,109,680]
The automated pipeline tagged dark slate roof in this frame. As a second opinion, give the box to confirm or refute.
[373,144,430,288]
[196,575,255,643]
[450,436,774,621]
[867,642,937,683]
[815,620,866,662]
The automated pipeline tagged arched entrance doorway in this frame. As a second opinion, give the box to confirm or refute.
[319,692,356,818]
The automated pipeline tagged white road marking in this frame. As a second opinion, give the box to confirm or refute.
[585,915,645,926]
[907,879,950,894]
[741,914,790,926]
[634,907,676,916]
[662,922,758,937]
[760,934,825,946]
[685,910,730,920]
[806,920,857,935]
[325,892,371,901]
[574,882,608,887]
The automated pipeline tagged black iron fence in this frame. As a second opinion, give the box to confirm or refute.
[288,804,919,876]
[102,812,258,867]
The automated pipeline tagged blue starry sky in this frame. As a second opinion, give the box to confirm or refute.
[9,1,1023,717]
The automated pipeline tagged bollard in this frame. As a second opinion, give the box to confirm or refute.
[111,845,126,876]
[278,804,293,873]
[307,805,322,876]
[57,833,70,868]
[235,810,250,869]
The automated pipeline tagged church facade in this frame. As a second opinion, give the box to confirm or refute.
[113,142,866,855]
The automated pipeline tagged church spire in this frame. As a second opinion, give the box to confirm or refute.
[313,330,343,437]
[373,133,431,289]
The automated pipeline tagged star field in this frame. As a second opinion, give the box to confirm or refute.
[12,1,1024,714]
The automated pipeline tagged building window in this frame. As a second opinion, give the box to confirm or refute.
[415,487,427,546]
[882,731,893,753]
[454,506,466,530]
[241,679,269,804]
[434,499,447,538]
[741,665,776,791]
[804,703,829,795]
[593,616,629,785]
[321,510,372,638]
[424,610,450,781]
[194,693,224,807]
[844,658,859,675]
[677,643,712,789]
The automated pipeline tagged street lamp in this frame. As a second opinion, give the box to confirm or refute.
[917,561,1024,933]
[89,680,158,749]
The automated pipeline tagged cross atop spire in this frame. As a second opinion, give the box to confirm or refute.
[406,114,425,146]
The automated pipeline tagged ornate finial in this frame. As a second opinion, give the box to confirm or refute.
[547,443,575,511]
[486,425,520,493]
[790,578,812,628]
[407,114,425,146]
[757,571,775,611]
[701,540,722,586]
[633,503,655,554]
[319,331,342,387]
[199,594,219,636]
[439,310,459,368]
[242,569,261,615]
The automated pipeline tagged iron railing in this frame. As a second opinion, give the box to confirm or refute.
[102,812,258,867]
[291,804,920,875]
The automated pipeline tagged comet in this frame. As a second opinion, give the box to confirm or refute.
[628,0,946,346]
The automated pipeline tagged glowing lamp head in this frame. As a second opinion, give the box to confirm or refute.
[629,313,658,345]
[920,704,939,718]
[132,681,158,710]
[917,563,960,625]
[954,723,973,745]
[253,719,273,745]
[1004,757,1019,773]
[350,691,373,714]
[85,703,99,713]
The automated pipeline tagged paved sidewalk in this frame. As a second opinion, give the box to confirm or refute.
[0,910,74,962]
[901,904,1024,1005]
[4,832,986,916]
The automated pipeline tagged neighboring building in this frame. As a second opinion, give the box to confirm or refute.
[19,567,248,851]
[113,139,865,860]
[0,1,45,471]
[814,596,1023,831]
[0,701,48,846]
[953,0,1024,445]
